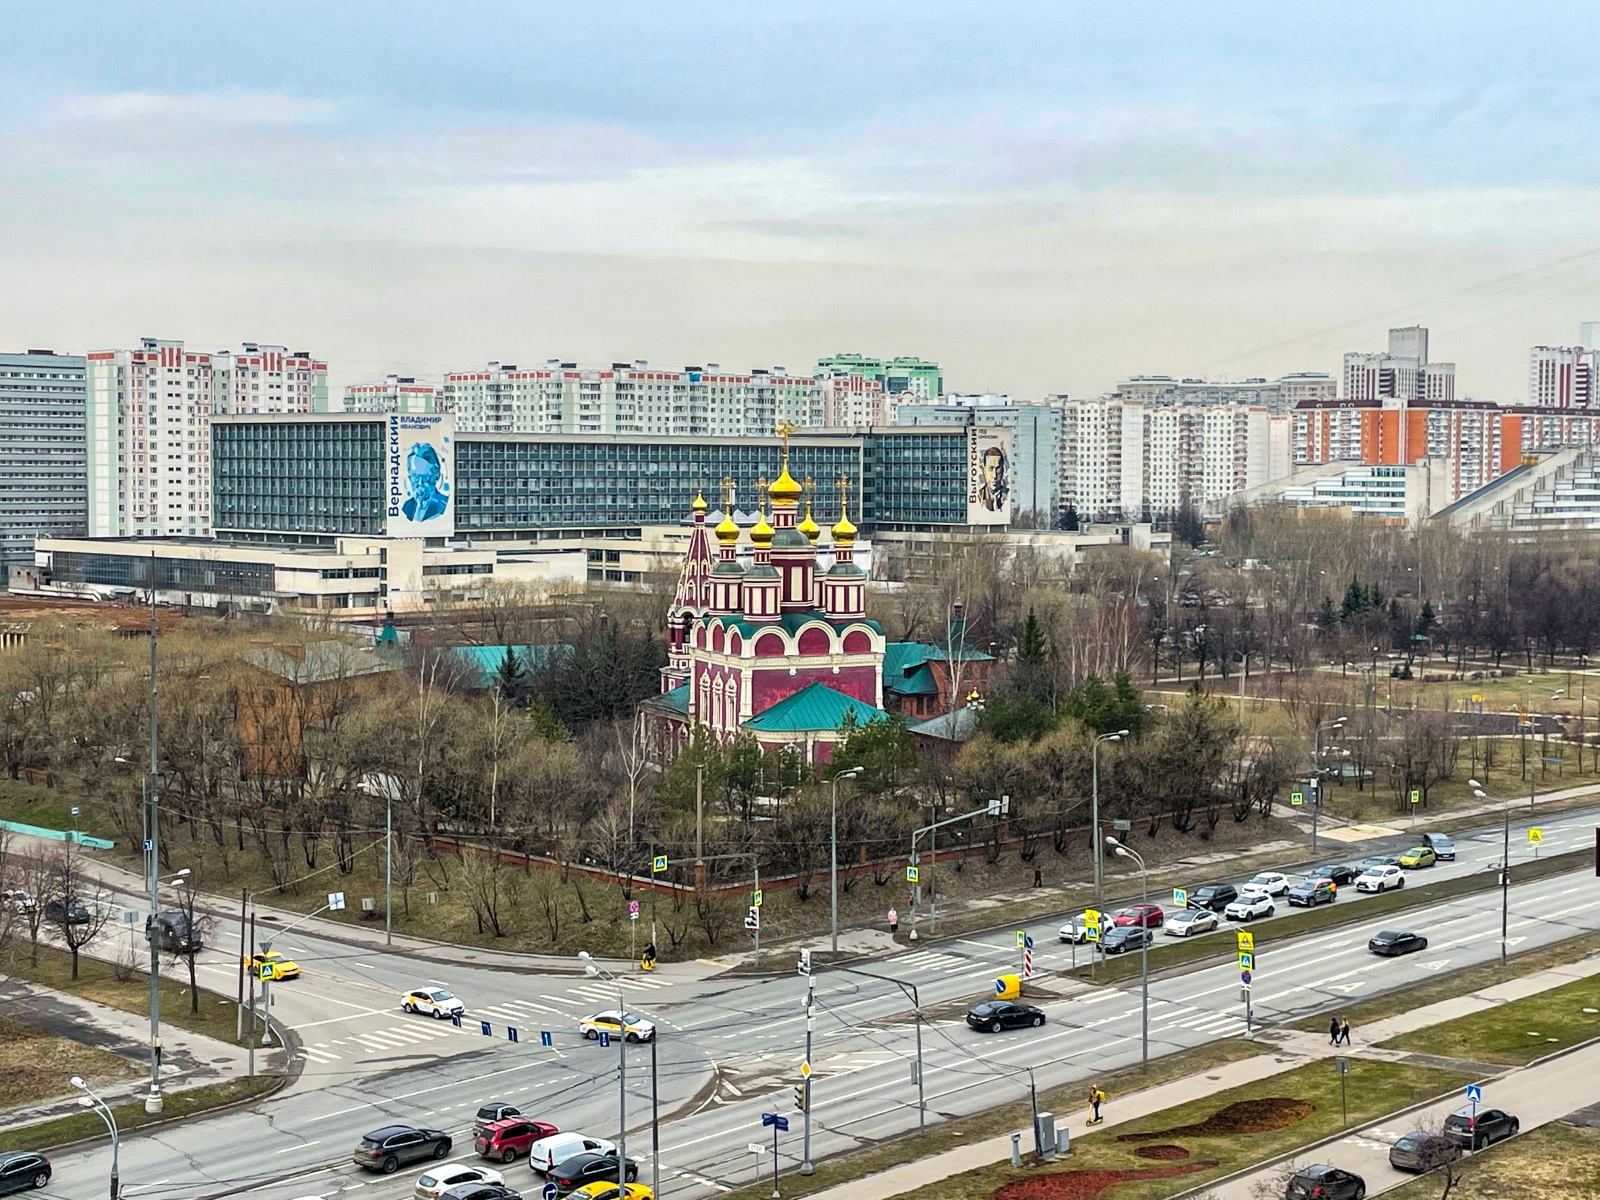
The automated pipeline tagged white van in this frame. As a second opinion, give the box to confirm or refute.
[526,1133,616,1176]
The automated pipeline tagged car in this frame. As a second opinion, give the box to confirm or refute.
[550,1152,639,1195]
[437,1185,521,1200]
[43,898,89,926]
[1309,863,1358,887]
[403,988,466,1019]
[148,911,202,954]
[245,950,301,981]
[1238,882,1274,902]
[580,1010,656,1043]
[352,1126,452,1174]
[1444,1105,1519,1150]
[1398,846,1437,869]
[527,1134,616,1177]
[1368,929,1428,957]
[569,1184,652,1200]
[0,890,36,914]
[1058,914,1090,943]
[1284,1163,1366,1200]
[473,1103,523,1136]
[475,1118,560,1164]
[1224,893,1274,921]
[415,1163,506,1200]
[0,1152,50,1195]
[1112,903,1164,929]
[1246,872,1290,897]
[1388,1130,1462,1173]
[1421,832,1456,861]
[1188,883,1238,912]
[1285,878,1336,907]
[1355,864,1405,893]
[1163,908,1218,937]
[1359,855,1401,872]
[966,1000,1046,1031]
[1099,925,1153,954]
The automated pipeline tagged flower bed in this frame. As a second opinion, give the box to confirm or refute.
[992,1163,1214,1200]
[1117,1098,1313,1142]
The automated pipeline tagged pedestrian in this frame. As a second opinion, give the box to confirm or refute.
[1329,1016,1340,1046]
[1089,1085,1105,1124]
[1339,1018,1352,1046]
[887,907,899,935]
[1032,867,1043,888]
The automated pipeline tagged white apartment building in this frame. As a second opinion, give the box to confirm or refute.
[1529,345,1598,408]
[1343,326,1455,404]
[820,372,889,427]
[1114,373,1335,414]
[339,375,441,415]
[213,344,327,415]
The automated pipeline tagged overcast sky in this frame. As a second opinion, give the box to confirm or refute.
[5,2,1599,400]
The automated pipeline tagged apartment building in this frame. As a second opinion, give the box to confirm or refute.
[1343,326,1455,404]
[0,350,87,567]
[820,372,890,427]
[895,398,1065,524]
[339,375,441,415]
[213,344,328,415]
[1529,345,1598,408]
[1114,372,1335,413]
[816,353,942,400]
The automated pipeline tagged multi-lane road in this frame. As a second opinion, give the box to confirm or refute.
[31,799,1600,1200]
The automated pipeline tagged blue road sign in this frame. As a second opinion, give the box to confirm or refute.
[543,1183,558,1200]
[1240,969,1252,984]
[540,1030,553,1047]
[1023,934,1034,950]
[142,839,152,852]
[599,1031,611,1048]
[761,1113,790,1131]
[507,1026,519,1043]
[1466,1084,1482,1104]
[480,1021,492,1037]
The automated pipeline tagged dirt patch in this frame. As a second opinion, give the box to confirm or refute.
[1132,1144,1191,1161]
[992,1163,1214,1200]
[1118,1098,1314,1142]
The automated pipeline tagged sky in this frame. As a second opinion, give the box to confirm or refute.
[5,1,1600,401]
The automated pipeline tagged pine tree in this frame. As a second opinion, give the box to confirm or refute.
[1017,608,1047,667]
[494,646,526,702]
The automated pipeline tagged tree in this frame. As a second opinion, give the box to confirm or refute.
[45,844,112,980]
[829,716,920,796]
[975,692,1059,744]
[161,872,212,1014]
[1060,670,1145,738]
[494,647,527,703]
[1172,502,1205,548]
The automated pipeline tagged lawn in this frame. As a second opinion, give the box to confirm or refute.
[912,1058,1471,1200]
[1379,972,1600,1065]
[0,1075,278,1155]
[0,1015,140,1109]
[1382,1119,1600,1200]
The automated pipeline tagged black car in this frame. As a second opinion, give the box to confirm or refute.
[147,911,201,953]
[473,1102,523,1136]
[44,898,89,926]
[0,1152,50,1195]
[1286,878,1336,907]
[1100,925,1153,954]
[1388,1130,1461,1173]
[352,1124,452,1173]
[1444,1105,1519,1151]
[550,1152,638,1195]
[1368,929,1428,957]
[1285,1163,1365,1200]
[1309,863,1358,887]
[1189,884,1238,912]
[439,1186,521,1200]
[966,1000,1045,1032]
[1421,832,1456,861]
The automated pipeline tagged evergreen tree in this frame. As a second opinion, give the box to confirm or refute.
[1315,596,1339,631]
[493,646,526,702]
[527,696,569,742]
[1017,607,1047,667]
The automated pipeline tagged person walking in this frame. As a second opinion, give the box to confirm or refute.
[1339,1018,1352,1046]
[887,907,899,936]
[1032,867,1043,888]
[1088,1085,1106,1124]
[1328,1016,1340,1046]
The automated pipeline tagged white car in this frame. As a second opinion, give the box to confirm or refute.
[1224,893,1275,921]
[401,987,465,1019]
[526,1133,616,1176]
[1355,864,1405,893]
[1245,872,1290,897]
[580,1009,656,1042]
[1163,908,1219,937]
[414,1163,504,1199]
[1059,914,1090,943]
[1238,882,1273,902]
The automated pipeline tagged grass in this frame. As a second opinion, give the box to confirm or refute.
[0,1075,279,1155]
[1289,929,1600,1032]
[1383,1119,1600,1200]
[0,1015,140,1109]
[898,1058,1471,1200]
[0,942,248,1047]
[1379,972,1600,1065]
[715,1040,1265,1200]
[1067,849,1589,985]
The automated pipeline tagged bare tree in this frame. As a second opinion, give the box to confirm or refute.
[45,844,113,979]
[160,873,213,1014]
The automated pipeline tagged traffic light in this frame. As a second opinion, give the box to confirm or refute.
[794,1083,807,1112]
[798,947,812,976]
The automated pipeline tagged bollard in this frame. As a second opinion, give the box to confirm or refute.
[1010,1132,1022,1167]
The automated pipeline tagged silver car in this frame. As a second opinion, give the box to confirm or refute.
[1163,908,1218,937]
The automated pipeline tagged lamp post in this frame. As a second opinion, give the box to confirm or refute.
[114,749,162,1115]
[1470,779,1510,967]
[580,952,637,1198]
[1091,731,1128,909]
[830,767,863,954]
[1312,717,1346,855]
[71,1076,119,1200]
[1105,836,1149,1064]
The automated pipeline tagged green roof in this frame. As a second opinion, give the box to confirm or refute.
[743,683,890,733]
[642,684,691,715]
[441,644,572,688]
[718,613,884,639]
[882,640,992,698]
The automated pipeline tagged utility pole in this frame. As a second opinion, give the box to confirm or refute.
[695,763,705,894]
[385,794,393,946]
[650,1033,660,1200]
[145,559,163,1114]
[801,950,815,1174]
[1091,731,1127,909]
[246,909,257,1077]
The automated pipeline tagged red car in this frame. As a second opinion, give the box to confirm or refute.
[1113,904,1164,929]
[474,1117,560,1163]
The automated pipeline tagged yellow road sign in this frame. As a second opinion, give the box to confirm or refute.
[906,866,919,883]
[1529,828,1543,845]
[1236,931,1254,952]
[1410,788,1421,805]
[800,1060,812,1078]
[1289,790,1304,807]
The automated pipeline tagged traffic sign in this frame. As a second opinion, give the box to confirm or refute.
[598,1031,611,1047]
[70,805,79,817]
[1290,790,1304,807]
[1240,969,1252,984]
[752,888,763,908]
[1238,952,1254,971]
[1084,908,1101,943]
[1335,1056,1348,1075]
[744,906,760,931]
[1016,929,1026,948]
[1529,828,1543,845]
[1466,1084,1482,1104]
[1410,788,1421,806]
[629,900,640,920]
[507,1026,519,1043]
[542,1183,558,1200]
[906,865,919,883]
[1172,888,1188,908]
[652,854,668,873]
[142,838,152,852]
[327,891,346,911]
[540,1030,553,1047]
[1236,931,1254,952]
[761,1112,790,1131]
[800,1060,812,1078]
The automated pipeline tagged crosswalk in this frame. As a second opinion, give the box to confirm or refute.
[889,948,979,975]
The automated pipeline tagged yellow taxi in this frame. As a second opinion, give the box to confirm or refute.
[571,1183,653,1200]
[579,1009,657,1043]
[245,950,301,981]
[1398,846,1437,869]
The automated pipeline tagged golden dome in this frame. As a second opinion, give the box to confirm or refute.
[831,510,857,545]
[715,510,740,544]
[769,464,803,505]
[798,498,821,544]
[692,490,708,515]
[750,514,775,547]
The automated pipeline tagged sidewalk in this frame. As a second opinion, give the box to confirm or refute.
[805,952,1600,1200]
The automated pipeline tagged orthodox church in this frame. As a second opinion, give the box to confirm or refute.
[642,433,891,764]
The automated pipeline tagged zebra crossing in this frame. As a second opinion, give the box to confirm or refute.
[888,948,978,975]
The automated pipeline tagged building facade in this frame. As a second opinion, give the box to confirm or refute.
[339,375,441,415]
[894,400,1064,525]
[816,353,942,401]
[1343,326,1455,405]
[0,350,88,568]
[1529,345,1598,408]
[1113,373,1335,413]
[214,344,328,415]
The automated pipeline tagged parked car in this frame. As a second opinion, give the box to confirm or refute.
[0,890,36,914]
[550,1152,638,1196]
[402,988,466,1019]
[1245,872,1290,896]
[1398,846,1437,869]
[1188,883,1238,912]
[1308,863,1358,887]
[1368,929,1428,957]
[43,898,89,926]
[526,1134,616,1177]
[352,1126,452,1174]
[1224,893,1275,922]
[1359,855,1401,872]
[966,1000,1046,1032]
[1286,878,1336,907]
[1355,865,1405,893]
[415,1163,505,1200]
[1099,925,1153,954]
[1058,914,1090,943]
[1112,903,1164,929]
[0,1152,50,1195]
[1284,1163,1366,1200]
[1163,908,1218,937]
[437,1185,520,1200]
[1444,1105,1519,1151]
[475,1118,560,1164]
[569,1184,652,1200]
[1421,832,1456,861]
[473,1103,524,1137]
[1388,1130,1461,1173]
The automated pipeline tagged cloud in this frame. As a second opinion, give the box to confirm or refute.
[56,90,340,131]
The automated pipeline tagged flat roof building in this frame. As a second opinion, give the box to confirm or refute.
[0,350,88,568]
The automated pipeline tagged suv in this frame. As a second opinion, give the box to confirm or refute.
[1444,1105,1519,1151]
[147,911,201,953]
[1421,832,1456,860]
[473,1103,523,1136]
[352,1125,452,1174]
[1285,1164,1365,1199]
[1286,878,1336,907]
[474,1117,560,1163]
[1189,884,1238,912]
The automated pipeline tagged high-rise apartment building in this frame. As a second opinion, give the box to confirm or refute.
[1528,345,1598,408]
[1343,326,1455,404]
[340,375,441,415]
[816,353,942,400]
[214,344,327,414]
[895,398,1065,524]
[1114,373,1335,413]
[820,372,889,426]
[0,350,88,569]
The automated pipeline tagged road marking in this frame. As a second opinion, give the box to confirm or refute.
[275,1140,322,1154]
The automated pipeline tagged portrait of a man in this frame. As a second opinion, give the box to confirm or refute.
[977,445,1009,512]
[402,442,449,522]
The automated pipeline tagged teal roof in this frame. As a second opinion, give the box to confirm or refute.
[442,644,572,688]
[882,640,992,698]
[743,683,890,733]
[643,683,691,715]
[717,613,884,638]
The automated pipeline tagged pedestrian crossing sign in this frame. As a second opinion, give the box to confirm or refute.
[1085,908,1101,943]
[653,855,668,873]
[1529,828,1543,845]
[1290,791,1304,807]
[1236,931,1254,952]
[1410,788,1421,805]
[1238,952,1254,971]
[906,865,919,883]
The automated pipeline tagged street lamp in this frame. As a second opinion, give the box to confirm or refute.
[580,951,655,1199]
[1470,779,1511,967]
[1311,717,1347,855]
[71,1076,119,1200]
[830,767,863,954]
[1105,836,1149,1064]
[1092,731,1128,908]
[114,752,162,1114]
